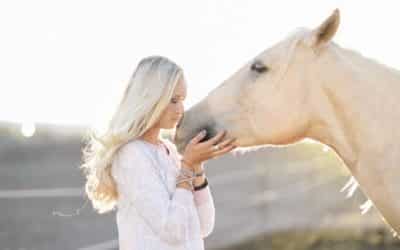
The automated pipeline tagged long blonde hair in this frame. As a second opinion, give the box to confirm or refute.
[80,56,183,213]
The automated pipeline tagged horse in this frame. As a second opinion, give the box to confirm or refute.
[175,9,400,236]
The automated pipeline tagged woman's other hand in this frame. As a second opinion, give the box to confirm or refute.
[181,130,236,168]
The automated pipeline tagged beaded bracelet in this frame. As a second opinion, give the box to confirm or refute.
[180,166,195,177]
[194,177,208,191]
[176,173,195,182]
[176,177,194,191]
[176,177,195,185]
[176,166,195,190]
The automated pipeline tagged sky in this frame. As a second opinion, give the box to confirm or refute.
[1,1,400,133]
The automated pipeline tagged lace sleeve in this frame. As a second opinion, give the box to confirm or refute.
[113,142,195,245]
[162,139,216,238]
[194,186,215,238]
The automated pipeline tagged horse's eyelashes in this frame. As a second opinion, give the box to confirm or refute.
[250,61,269,73]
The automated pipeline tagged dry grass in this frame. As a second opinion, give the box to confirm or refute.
[218,228,400,250]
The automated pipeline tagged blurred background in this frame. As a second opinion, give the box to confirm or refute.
[1,0,400,249]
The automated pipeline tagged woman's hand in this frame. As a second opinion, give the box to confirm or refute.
[181,130,237,169]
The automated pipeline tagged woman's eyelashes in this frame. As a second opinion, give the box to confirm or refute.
[171,97,186,104]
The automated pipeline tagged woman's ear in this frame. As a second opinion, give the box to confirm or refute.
[305,9,340,49]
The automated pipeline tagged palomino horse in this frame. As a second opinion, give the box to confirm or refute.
[175,9,400,235]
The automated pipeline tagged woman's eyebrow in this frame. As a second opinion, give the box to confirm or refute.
[174,94,186,98]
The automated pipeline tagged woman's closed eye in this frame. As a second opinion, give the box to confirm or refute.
[171,97,185,104]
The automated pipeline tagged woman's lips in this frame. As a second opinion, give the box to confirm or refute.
[174,116,182,121]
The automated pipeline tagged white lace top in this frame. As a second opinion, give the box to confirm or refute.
[111,138,215,250]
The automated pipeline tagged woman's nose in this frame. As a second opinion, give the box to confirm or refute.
[176,103,184,115]
[176,113,184,128]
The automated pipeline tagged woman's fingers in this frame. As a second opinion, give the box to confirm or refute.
[202,130,226,147]
[210,143,237,158]
[189,130,207,145]
[207,138,236,152]
[208,137,237,158]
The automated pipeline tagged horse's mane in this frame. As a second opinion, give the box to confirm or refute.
[332,43,400,79]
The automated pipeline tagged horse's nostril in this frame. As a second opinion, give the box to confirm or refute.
[199,136,209,143]
[199,126,217,142]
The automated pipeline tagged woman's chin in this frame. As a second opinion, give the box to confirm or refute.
[161,122,178,130]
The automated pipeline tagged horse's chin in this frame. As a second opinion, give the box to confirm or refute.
[231,136,267,147]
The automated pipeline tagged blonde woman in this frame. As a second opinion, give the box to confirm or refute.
[80,56,237,250]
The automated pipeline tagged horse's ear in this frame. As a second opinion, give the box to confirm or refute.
[307,9,340,48]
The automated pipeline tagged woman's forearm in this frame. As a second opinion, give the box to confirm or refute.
[193,164,206,187]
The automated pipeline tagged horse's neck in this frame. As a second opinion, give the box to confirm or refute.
[307,44,400,235]
[308,43,400,171]
[332,44,400,87]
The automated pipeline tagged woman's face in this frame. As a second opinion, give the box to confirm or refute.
[157,77,187,129]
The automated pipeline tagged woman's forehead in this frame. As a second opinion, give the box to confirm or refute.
[173,79,187,97]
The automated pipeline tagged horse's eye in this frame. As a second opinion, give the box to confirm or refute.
[250,61,269,73]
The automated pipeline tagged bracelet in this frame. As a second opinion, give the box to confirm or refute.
[194,177,208,191]
[176,167,195,185]
[176,178,194,190]
[180,166,195,177]
[176,177,194,184]
[176,174,195,183]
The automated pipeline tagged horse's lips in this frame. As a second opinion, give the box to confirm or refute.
[204,131,237,146]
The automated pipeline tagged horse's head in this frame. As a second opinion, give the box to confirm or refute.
[175,9,340,152]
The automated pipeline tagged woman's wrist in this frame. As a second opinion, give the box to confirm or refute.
[181,158,196,169]
[193,168,206,188]
[193,163,204,175]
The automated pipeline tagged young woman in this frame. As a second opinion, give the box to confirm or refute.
[80,56,237,250]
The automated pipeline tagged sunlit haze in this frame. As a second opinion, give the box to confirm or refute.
[1,1,400,133]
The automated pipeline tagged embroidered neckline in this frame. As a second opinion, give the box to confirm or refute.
[138,139,170,155]
[137,139,176,199]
